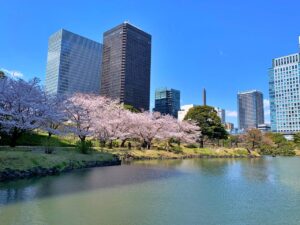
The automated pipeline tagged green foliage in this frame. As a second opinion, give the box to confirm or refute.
[260,132,295,156]
[76,140,93,154]
[123,104,140,113]
[184,143,198,148]
[260,143,296,156]
[293,132,300,146]
[184,106,228,143]
[42,138,60,154]
[265,132,287,147]
[169,145,183,154]
[112,140,119,148]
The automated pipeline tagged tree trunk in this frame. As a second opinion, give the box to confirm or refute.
[79,136,86,143]
[128,142,132,150]
[142,140,147,149]
[120,139,127,148]
[199,139,204,148]
[108,140,112,149]
[9,129,20,147]
[246,147,252,154]
[48,132,52,139]
[10,134,18,147]
[100,140,106,148]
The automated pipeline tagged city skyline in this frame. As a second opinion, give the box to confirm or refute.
[3,0,300,126]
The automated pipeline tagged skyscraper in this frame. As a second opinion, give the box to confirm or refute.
[214,107,225,124]
[100,22,151,110]
[238,90,264,130]
[269,37,300,133]
[45,29,102,95]
[153,88,180,118]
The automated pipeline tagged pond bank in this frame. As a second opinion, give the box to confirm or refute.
[0,149,121,182]
[0,147,260,182]
[105,147,261,161]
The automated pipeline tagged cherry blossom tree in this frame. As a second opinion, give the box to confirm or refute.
[130,112,170,149]
[90,96,118,147]
[177,120,200,144]
[0,77,201,150]
[0,77,46,147]
[39,95,66,138]
[63,93,98,143]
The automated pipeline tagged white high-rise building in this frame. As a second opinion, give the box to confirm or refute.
[269,37,300,133]
[178,104,195,121]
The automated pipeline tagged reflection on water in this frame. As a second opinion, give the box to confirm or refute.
[0,165,182,205]
[0,157,300,225]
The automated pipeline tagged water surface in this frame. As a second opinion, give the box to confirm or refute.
[1,157,300,225]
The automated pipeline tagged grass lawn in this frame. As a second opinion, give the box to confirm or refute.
[0,147,116,173]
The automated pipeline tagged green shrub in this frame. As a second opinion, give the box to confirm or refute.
[42,138,59,154]
[260,143,296,156]
[76,140,93,154]
[184,143,198,148]
[112,140,119,148]
[170,146,183,154]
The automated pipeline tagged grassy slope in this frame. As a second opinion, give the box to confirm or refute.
[0,148,115,172]
[0,132,76,147]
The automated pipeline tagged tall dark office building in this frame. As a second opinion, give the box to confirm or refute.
[100,22,152,110]
[238,90,264,130]
[153,88,181,118]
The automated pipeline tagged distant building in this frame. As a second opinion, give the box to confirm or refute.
[214,107,225,124]
[178,104,195,121]
[45,29,102,95]
[153,88,180,118]
[225,122,234,132]
[202,88,207,106]
[269,37,300,133]
[258,124,271,133]
[238,90,264,130]
[100,22,151,110]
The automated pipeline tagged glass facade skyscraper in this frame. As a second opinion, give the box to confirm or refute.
[100,22,151,110]
[153,88,181,118]
[269,40,300,133]
[238,90,264,130]
[45,29,102,95]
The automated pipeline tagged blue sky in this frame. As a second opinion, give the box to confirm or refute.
[1,0,300,126]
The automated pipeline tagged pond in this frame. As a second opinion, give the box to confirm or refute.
[1,157,300,225]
